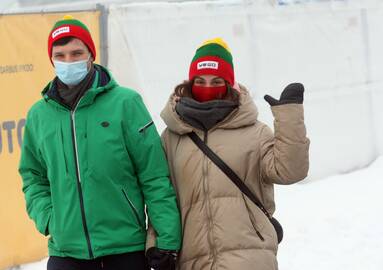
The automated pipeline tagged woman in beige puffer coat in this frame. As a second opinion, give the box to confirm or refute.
[147,38,309,270]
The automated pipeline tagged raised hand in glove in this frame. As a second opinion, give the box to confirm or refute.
[264,82,304,106]
[146,247,177,270]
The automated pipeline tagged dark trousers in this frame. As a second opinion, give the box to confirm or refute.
[47,251,149,270]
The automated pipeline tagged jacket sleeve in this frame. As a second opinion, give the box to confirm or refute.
[123,92,182,251]
[145,129,182,251]
[260,104,310,185]
[18,112,52,236]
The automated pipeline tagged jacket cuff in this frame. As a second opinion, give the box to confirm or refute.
[271,104,304,122]
[156,239,181,251]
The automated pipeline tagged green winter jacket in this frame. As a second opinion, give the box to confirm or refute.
[19,65,181,259]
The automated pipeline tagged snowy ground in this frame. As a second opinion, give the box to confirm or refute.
[276,156,383,270]
[17,156,383,270]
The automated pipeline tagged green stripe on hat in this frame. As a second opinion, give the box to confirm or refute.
[52,19,90,33]
[192,43,233,68]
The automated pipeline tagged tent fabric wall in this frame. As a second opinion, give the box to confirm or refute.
[107,1,382,180]
[367,9,383,155]
[107,1,258,125]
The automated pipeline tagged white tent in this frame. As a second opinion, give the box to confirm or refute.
[2,0,383,180]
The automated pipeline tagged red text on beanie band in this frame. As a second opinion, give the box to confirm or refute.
[52,27,70,38]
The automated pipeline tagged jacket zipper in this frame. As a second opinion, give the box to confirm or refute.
[71,100,94,259]
[205,129,265,244]
[202,131,217,269]
[122,189,144,230]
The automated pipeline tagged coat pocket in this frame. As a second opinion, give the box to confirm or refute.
[48,209,57,243]
[242,195,265,241]
[122,188,144,231]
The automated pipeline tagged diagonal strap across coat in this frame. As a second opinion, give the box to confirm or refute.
[188,131,283,243]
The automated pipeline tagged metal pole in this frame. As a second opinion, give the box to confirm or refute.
[360,7,378,160]
[97,3,109,68]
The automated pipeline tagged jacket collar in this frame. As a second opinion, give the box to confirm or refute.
[41,64,117,110]
[161,84,259,135]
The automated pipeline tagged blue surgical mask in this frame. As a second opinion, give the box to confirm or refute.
[53,56,90,86]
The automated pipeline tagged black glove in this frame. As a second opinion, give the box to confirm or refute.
[146,247,177,270]
[264,82,304,106]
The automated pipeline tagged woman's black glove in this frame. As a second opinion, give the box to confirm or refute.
[146,247,178,270]
[264,83,304,106]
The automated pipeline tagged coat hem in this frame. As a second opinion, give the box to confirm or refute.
[48,243,146,259]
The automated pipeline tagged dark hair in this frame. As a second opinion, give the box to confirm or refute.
[174,80,240,103]
[52,36,75,47]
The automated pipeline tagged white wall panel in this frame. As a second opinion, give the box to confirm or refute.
[107,1,383,180]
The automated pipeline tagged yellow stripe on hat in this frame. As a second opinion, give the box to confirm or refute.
[200,38,231,53]
[62,15,74,20]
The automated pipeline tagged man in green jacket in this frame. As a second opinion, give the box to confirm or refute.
[19,15,181,270]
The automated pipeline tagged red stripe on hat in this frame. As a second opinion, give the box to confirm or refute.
[189,56,234,86]
[48,24,96,64]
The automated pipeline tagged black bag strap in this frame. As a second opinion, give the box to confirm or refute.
[188,132,272,219]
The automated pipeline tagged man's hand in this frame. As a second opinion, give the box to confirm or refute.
[146,247,177,270]
[264,83,304,106]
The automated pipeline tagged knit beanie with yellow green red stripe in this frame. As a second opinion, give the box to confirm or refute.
[48,15,96,62]
[189,38,234,86]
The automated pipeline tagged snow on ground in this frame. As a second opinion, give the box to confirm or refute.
[18,156,383,270]
[276,156,383,270]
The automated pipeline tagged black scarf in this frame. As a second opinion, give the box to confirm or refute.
[56,64,96,109]
[175,97,238,131]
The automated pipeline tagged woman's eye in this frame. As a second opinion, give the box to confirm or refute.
[212,81,223,86]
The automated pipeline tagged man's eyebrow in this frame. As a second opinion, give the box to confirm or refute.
[71,49,86,53]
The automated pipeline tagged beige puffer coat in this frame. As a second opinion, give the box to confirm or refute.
[158,87,309,270]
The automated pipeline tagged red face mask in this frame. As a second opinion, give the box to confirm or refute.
[191,85,227,102]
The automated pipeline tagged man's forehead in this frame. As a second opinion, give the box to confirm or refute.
[68,38,86,46]
[52,38,87,50]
